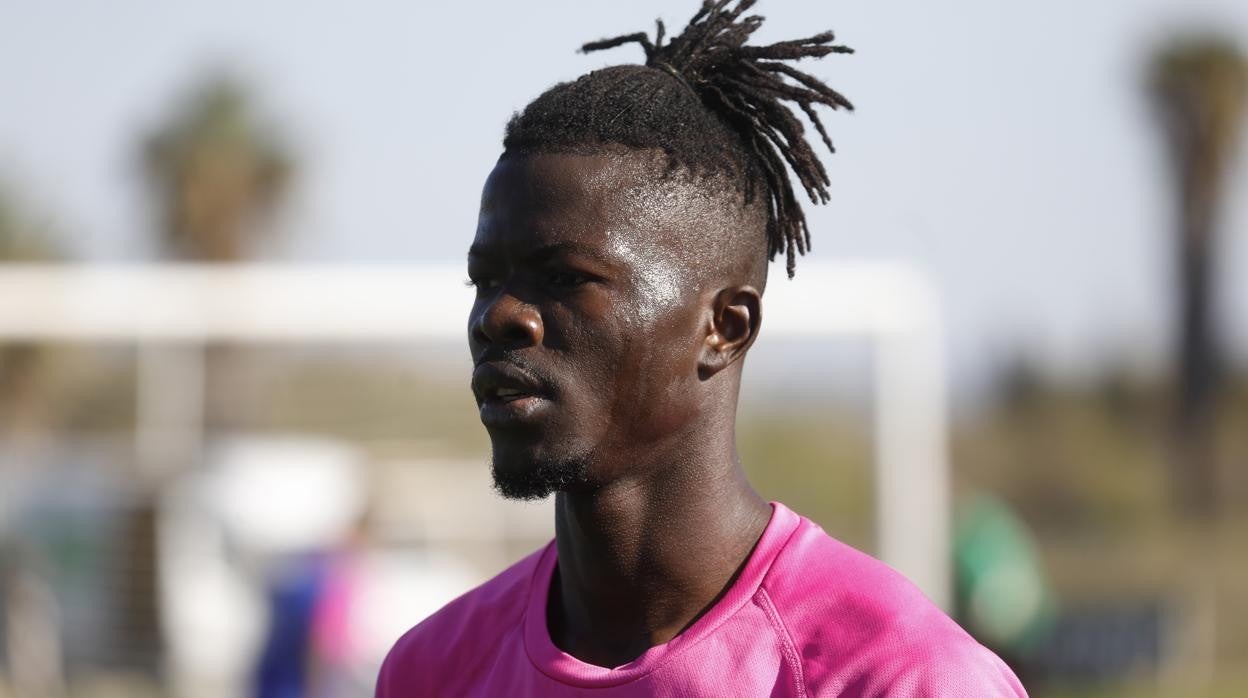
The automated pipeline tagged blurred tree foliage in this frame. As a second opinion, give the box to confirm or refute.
[142,76,292,262]
[0,185,64,435]
[0,187,61,262]
[0,184,139,437]
[965,359,1248,695]
[1147,35,1248,516]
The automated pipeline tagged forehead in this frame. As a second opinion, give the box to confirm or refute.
[476,152,619,248]
[472,151,723,263]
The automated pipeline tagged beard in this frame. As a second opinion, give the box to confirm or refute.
[490,451,591,501]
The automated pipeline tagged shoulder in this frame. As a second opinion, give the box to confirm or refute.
[375,543,550,698]
[761,512,1026,697]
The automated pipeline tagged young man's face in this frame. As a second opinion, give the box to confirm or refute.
[467,151,719,499]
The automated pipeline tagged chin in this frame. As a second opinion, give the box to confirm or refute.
[489,445,591,502]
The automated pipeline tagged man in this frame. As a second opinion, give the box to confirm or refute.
[378,1,1027,695]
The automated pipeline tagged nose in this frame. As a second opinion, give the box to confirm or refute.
[470,292,544,350]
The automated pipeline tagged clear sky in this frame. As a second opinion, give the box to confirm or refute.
[3,0,1248,396]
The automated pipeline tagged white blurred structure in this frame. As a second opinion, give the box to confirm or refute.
[158,437,369,695]
[156,437,484,697]
[0,262,949,683]
[208,438,367,554]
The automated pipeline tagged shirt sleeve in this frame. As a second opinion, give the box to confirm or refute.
[877,642,1028,698]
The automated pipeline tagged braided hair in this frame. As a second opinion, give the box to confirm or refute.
[503,0,852,278]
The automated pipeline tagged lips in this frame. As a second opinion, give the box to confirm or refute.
[471,362,554,426]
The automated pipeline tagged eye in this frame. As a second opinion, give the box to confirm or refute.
[544,270,589,289]
[465,275,501,292]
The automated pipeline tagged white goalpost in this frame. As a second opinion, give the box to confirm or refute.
[0,260,950,608]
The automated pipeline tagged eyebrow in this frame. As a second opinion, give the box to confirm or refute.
[468,242,617,267]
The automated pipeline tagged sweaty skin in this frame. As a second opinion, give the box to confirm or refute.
[467,150,773,667]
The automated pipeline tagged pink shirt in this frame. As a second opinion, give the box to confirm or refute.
[377,502,1027,696]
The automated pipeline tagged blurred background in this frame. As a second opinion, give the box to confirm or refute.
[2,0,1248,696]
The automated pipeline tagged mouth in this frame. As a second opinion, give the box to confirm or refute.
[471,362,554,426]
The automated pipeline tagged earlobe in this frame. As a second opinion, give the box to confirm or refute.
[698,286,762,380]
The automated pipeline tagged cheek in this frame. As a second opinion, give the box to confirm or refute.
[542,302,624,428]
[603,306,705,438]
[547,284,704,447]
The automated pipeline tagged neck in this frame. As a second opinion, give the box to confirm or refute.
[548,430,771,668]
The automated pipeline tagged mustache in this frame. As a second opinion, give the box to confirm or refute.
[473,350,558,389]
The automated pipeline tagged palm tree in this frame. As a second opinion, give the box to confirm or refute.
[1147,35,1248,515]
[130,77,296,669]
[142,73,296,425]
[142,75,292,261]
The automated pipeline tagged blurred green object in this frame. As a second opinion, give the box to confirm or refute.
[954,494,1055,655]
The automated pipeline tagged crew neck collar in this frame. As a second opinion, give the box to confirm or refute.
[523,501,801,688]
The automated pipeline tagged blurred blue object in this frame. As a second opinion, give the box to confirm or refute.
[254,553,328,698]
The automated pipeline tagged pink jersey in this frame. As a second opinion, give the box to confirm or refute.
[377,502,1027,697]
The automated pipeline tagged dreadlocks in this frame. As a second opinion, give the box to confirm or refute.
[503,0,852,278]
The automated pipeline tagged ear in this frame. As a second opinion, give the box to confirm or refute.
[698,285,762,380]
